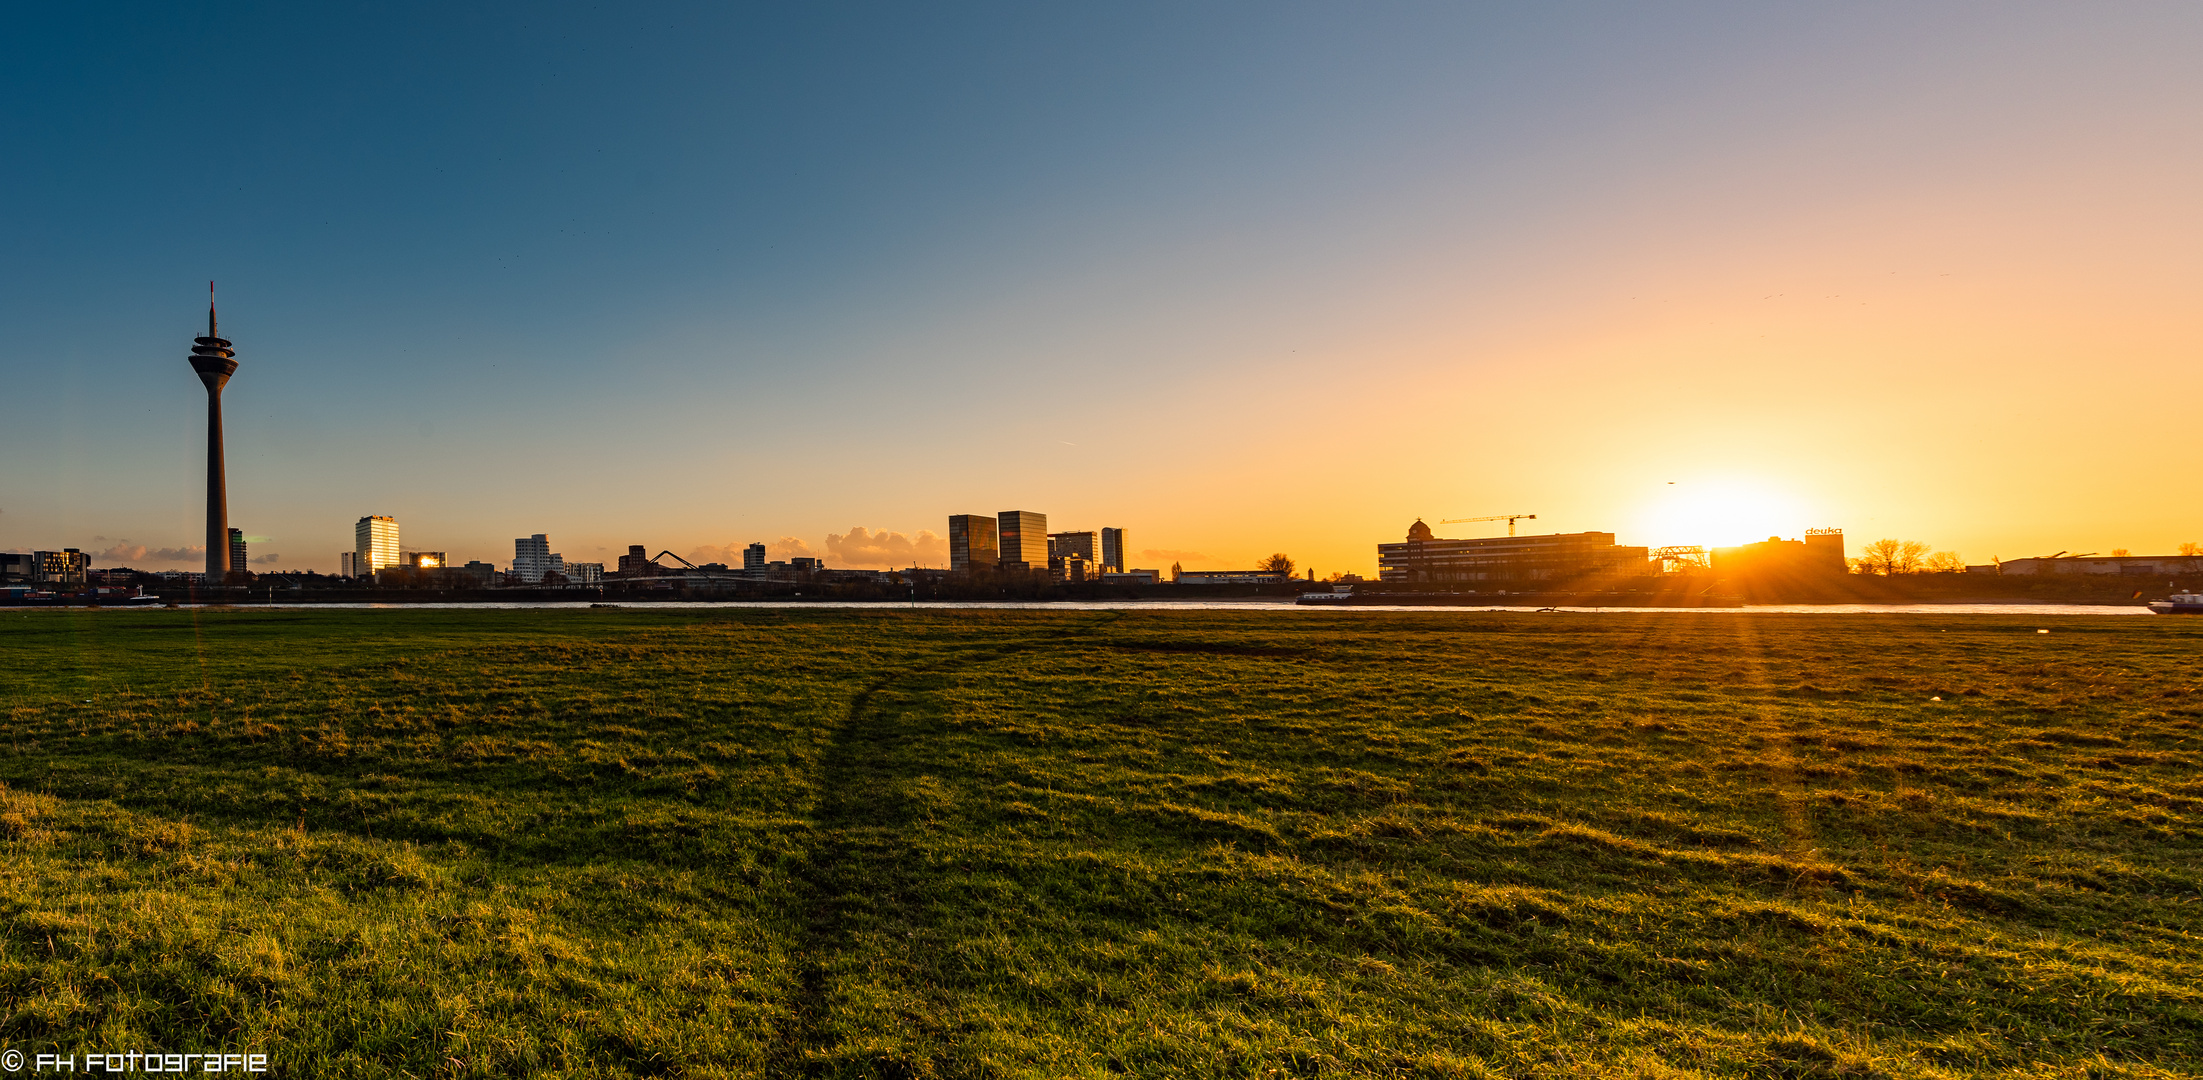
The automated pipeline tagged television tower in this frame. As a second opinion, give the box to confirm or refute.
[187,283,238,581]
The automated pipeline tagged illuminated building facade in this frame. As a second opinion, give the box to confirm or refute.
[996,510,1047,571]
[355,516,401,575]
[949,514,999,572]
[228,528,247,572]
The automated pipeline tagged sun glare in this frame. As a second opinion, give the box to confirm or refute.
[1634,480,1812,550]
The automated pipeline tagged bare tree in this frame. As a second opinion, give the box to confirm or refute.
[1258,553,1295,578]
[1169,561,1183,582]
[2181,542,2202,557]
[1922,550,1966,573]
[1854,538,1930,575]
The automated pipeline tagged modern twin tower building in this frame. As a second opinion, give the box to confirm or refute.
[187,285,239,581]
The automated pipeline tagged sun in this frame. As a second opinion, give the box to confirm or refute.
[1634,480,1812,550]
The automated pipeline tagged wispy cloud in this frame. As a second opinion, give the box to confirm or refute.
[826,527,948,569]
[1138,548,1219,568]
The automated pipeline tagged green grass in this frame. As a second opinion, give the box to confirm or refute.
[0,606,2197,1077]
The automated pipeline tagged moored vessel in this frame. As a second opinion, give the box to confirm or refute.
[2147,593,2203,615]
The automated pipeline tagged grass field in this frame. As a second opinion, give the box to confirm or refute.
[0,606,2197,1078]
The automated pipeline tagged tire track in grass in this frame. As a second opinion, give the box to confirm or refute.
[780,613,1120,1078]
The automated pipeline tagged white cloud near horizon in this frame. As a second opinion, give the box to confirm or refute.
[826,527,948,570]
[91,542,205,567]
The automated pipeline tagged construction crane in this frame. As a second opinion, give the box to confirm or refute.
[1439,513,1537,536]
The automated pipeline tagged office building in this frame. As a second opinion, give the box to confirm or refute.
[744,543,767,573]
[997,510,1047,571]
[187,288,239,580]
[20,550,90,586]
[355,516,401,576]
[403,551,447,569]
[948,515,998,573]
[1100,528,1126,574]
[618,545,658,575]
[1048,530,1098,561]
[228,528,247,572]
[338,552,357,578]
[513,534,552,583]
[0,553,34,582]
[565,562,604,585]
[1378,521,1651,584]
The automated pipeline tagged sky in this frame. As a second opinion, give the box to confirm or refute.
[4,2,2199,575]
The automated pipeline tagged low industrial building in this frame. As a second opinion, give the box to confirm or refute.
[1711,530,1848,579]
[1995,554,2203,576]
[1176,569,1291,585]
[1378,521,1650,585]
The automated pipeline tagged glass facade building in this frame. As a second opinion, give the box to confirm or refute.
[228,528,247,572]
[1100,528,1126,574]
[949,514,1000,573]
[355,516,401,575]
[995,510,1047,571]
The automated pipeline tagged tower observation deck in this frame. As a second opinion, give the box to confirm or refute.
[188,283,239,580]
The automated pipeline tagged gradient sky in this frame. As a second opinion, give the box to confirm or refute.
[5,3,2199,575]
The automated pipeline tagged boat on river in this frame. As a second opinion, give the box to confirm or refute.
[2147,593,2203,615]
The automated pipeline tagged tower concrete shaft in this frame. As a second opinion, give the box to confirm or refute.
[188,293,238,580]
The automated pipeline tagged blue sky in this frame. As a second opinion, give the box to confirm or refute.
[6,3,2200,572]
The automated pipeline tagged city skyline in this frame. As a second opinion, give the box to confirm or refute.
[5,5,2201,575]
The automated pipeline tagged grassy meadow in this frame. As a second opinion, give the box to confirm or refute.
[0,606,2197,1077]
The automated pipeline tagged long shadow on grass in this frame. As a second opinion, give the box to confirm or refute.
[780,615,1116,1079]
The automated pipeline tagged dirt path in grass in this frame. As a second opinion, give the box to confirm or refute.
[777,613,1120,1077]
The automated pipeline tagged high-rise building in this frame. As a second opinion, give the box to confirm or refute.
[339,551,357,577]
[997,510,1047,570]
[187,285,239,580]
[355,516,401,575]
[228,528,247,572]
[565,562,604,585]
[514,534,552,583]
[1048,530,1098,561]
[744,543,767,573]
[1100,528,1126,574]
[949,515,999,572]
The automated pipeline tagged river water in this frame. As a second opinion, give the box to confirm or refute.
[126,600,2157,616]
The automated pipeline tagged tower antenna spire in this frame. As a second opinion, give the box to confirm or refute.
[209,281,217,338]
